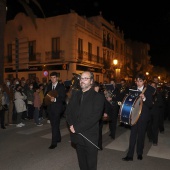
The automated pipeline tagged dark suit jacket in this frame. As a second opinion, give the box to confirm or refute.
[132,85,153,122]
[45,82,66,112]
[65,88,105,146]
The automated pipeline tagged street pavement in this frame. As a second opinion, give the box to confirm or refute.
[1,117,170,170]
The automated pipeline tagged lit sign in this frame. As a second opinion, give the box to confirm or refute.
[43,71,48,77]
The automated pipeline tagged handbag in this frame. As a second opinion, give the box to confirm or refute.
[2,104,8,111]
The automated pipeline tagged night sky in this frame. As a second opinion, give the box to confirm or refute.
[6,0,170,70]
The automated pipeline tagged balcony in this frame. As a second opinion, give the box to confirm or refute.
[77,51,103,64]
[45,50,64,62]
[29,53,41,63]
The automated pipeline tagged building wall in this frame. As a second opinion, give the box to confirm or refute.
[4,11,151,84]
[4,12,104,82]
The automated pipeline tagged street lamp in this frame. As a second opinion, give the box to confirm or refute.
[113,59,118,66]
[112,59,118,79]
[146,72,149,76]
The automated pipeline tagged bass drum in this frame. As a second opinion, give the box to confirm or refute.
[119,94,143,126]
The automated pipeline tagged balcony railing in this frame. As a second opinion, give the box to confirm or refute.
[78,51,103,64]
[45,50,64,61]
[29,53,41,62]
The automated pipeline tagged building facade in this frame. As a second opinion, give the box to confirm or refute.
[4,11,151,83]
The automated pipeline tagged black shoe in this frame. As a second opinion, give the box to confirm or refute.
[160,131,164,134]
[99,146,103,150]
[122,156,133,161]
[153,143,158,146]
[1,126,6,129]
[48,144,57,149]
[57,140,61,143]
[149,138,152,142]
[109,134,115,140]
[137,155,143,160]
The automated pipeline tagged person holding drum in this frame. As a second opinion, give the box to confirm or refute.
[44,72,66,149]
[122,73,153,161]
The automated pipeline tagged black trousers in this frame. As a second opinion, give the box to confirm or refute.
[127,117,148,157]
[0,110,5,127]
[76,139,98,170]
[48,104,63,145]
[147,110,160,143]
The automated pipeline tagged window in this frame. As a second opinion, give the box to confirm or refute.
[96,75,99,82]
[52,37,60,59]
[115,40,118,52]
[78,38,83,59]
[7,44,12,63]
[97,46,100,63]
[29,41,36,61]
[88,42,92,61]
[121,44,124,54]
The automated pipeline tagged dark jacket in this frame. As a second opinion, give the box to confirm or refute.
[45,82,66,105]
[65,88,105,145]
[132,85,153,122]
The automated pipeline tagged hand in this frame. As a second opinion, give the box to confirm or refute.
[50,97,55,102]
[139,93,145,99]
[103,113,108,118]
[70,125,75,133]
[139,93,146,101]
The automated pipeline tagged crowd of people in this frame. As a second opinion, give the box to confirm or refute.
[0,71,170,169]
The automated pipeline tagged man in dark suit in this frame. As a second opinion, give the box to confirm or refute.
[65,71,105,170]
[147,81,164,146]
[45,72,66,149]
[122,73,153,161]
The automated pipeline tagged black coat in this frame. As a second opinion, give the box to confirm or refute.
[65,88,105,146]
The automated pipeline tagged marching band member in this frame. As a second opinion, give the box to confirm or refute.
[117,78,129,127]
[147,81,164,146]
[122,73,153,161]
[153,76,165,133]
[65,71,105,170]
[104,90,119,140]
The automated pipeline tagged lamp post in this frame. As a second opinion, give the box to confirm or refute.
[113,59,118,66]
[146,72,149,80]
[113,59,118,79]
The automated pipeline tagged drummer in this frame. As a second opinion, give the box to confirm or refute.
[122,73,153,161]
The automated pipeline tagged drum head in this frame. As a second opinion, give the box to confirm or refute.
[130,97,143,125]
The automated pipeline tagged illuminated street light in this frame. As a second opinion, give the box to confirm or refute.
[112,59,119,80]
[113,59,118,65]
[146,72,149,76]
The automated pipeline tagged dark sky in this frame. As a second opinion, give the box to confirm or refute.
[7,0,170,70]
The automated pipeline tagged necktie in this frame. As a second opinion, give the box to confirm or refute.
[80,93,84,105]
[52,86,55,90]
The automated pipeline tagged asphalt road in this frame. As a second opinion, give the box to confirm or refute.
[1,118,170,170]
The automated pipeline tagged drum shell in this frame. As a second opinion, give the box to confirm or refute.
[119,94,142,126]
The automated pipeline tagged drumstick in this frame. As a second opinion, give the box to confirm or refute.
[47,94,52,98]
[139,87,147,103]
[141,87,147,94]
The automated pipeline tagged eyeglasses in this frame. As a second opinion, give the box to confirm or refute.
[80,77,91,81]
